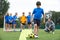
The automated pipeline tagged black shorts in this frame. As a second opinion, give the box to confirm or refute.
[22,23,26,25]
[28,22,31,24]
[34,19,41,26]
[9,22,12,24]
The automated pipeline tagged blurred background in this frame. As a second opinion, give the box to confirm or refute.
[0,0,60,29]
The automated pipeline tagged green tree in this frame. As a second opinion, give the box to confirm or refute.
[0,0,10,15]
[0,0,10,27]
[50,11,60,24]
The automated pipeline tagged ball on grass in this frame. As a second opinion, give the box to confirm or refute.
[28,33,34,38]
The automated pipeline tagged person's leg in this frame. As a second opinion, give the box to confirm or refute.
[28,22,32,29]
[9,24,12,30]
[37,26,39,35]
[44,27,48,32]
[7,23,10,30]
[8,23,11,29]
[51,26,55,34]
[45,27,50,33]
[36,20,40,36]
[34,19,39,38]
[29,24,32,29]
[13,24,16,30]
[5,23,8,30]
[10,24,12,29]
[6,23,9,31]
[20,23,23,32]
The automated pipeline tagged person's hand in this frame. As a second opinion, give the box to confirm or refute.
[49,25,51,28]
[43,14,45,24]
[48,28,50,31]
[43,20,45,24]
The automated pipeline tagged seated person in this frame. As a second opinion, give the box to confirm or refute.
[44,18,55,34]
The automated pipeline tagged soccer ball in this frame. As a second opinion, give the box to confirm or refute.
[28,33,34,38]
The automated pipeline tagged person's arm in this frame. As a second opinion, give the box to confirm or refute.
[32,9,35,22]
[45,22,51,30]
[45,22,48,28]
[50,21,55,28]
[25,16,27,24]
[42,9,45,23]
[51,21,55,26]
[43,14,45,23]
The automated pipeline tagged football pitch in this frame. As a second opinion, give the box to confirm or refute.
[0,28,60,40]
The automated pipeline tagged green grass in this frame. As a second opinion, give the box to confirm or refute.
[27,29,60,40]
[0,28,20,40]
[0,28,60,40]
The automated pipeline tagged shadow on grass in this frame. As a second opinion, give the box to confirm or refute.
[26,37,39,40]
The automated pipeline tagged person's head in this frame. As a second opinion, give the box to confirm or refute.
[15,12,18,16]
[29,12,31,15]
[48,18,51,22]
[6,13,9,16]
[22,12,25,16]
[36,1,41,8]
[10,13,12,16]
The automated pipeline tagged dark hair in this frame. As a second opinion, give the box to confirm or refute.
[22,12,25,14]
[48,17,52,20]
[6,13,9,16]
[15,12,17,15]
[29,12,31,14]
[36,1,41,5]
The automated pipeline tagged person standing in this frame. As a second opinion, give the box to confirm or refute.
[27,12,32,29]
[13,13,18,31]
[32,1,45,38]
[5,13,9,31]
[20,12,27,32]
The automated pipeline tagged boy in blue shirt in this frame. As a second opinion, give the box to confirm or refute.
[13,13,18,31]
[9,13,13,29]
[32,1,45,38]
[27,12,32,29]
[5,13,9,31]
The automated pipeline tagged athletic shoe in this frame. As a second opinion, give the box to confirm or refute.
[34,35,38,38]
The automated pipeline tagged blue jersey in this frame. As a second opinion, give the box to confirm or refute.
[33,8,44,20]
[9,16,13,21]
[5,15,9,22]
[13,15,17,21]
[27,15,31,22]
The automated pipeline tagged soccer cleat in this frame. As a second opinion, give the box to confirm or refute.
[34,35,38,38]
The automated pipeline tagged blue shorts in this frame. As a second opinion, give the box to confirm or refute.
[12,21,17,24]
[5,21,9,24]
[9,22,13,24]
[27,22,31,24]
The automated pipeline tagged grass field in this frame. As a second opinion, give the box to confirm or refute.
[0,28,20,40]
[0,28,60,40]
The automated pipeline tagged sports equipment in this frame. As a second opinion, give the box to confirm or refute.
[28,33,34,38]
